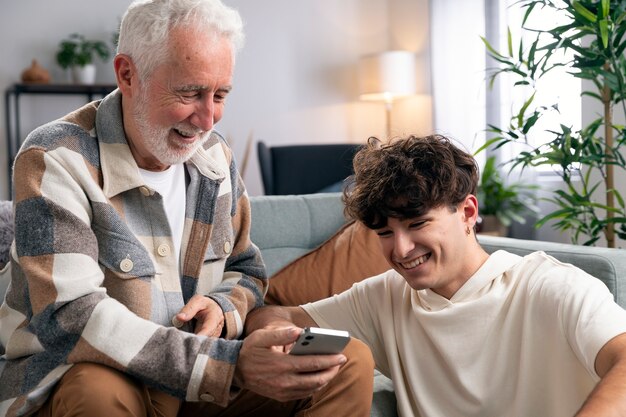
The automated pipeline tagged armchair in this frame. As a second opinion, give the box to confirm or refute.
[257,141,361,195]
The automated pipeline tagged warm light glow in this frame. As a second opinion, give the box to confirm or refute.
[358,50,417,102]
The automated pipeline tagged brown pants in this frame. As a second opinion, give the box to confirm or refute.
[37,338,374,417]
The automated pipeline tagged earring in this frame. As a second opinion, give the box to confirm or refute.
[466,226,471,236]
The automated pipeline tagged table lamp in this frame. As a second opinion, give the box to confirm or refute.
[358,50,417,138]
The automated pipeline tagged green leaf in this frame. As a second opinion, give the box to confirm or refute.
[615,39,626,57]
[480,36,505,59]
[517,92,536,127]
[581,91,604,101]
[527,37,539,77]
[522,112,540,134]
[521,1,538,26]
[572,1,597,23]
[474,137,506,155]
[582,236,601,246]
[611,189,626,208]
[601,0,609,19]
[535,208,577,228]
[614,23,626,48]
[599,19,610,49]
[606,217,626,226]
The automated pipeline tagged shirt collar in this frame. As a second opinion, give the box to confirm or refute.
[416,250,522,311]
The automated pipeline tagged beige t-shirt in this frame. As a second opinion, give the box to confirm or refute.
[303,250,626,417]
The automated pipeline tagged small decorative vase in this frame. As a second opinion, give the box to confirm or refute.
[71,64,96,84]
[21,59,51,84]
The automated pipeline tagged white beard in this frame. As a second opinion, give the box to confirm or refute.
[132,88,212,166]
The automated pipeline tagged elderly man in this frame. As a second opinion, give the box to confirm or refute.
[0,1,372,416]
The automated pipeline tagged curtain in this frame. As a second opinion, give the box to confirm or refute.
[429,0,487,156]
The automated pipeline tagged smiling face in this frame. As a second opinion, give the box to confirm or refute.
[374,195,489,299]
[116,25,234,171]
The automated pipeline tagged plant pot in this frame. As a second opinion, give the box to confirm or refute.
[71,64,96,84]
[479,215,508,237]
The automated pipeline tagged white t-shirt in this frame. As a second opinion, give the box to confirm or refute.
[139,164,186,267]
[303,250,626,417]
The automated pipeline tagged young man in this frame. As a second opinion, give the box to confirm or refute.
[247,134,626,417]
[0,1,372,416]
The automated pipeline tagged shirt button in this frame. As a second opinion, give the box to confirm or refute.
[120,258,134,273]
[157,244,170,257]
[139,186,151,196]
[223,241,231,254]
[200,393,215,402]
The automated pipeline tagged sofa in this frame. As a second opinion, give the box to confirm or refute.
[3,193,626,417]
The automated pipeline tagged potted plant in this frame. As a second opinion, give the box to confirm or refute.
[480,0,626,247]
[477,156,540,236]
[56,33,111,84]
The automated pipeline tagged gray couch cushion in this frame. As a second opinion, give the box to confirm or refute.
[250,193,347,276]
[372,371,396,416]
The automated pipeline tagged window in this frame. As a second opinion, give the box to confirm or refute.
[491,0,582,172]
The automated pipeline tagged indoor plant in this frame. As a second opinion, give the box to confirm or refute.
[480,0,626,247]
[56,33,111,84]
[477,156,540,236]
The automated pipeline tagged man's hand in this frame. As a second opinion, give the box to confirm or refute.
[233,327,347,402]
[172,295,224,337]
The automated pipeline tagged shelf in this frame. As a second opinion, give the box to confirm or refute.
[7,83,117,96]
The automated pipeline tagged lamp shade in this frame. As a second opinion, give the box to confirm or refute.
[358,50,417,102]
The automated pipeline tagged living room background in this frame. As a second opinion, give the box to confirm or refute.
[2,0,616,245]
[0,0,431,197]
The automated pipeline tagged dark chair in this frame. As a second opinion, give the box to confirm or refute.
[257,141,362,195]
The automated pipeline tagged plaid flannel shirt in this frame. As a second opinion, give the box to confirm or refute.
[0,90,267,416]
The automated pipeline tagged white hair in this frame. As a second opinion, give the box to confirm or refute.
[117,0,244,80]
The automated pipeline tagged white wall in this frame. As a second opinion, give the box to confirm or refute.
[1,0,129,200]
[0,0,432,199]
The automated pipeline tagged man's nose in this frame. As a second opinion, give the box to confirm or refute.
[193,97,215,131]
[394,231,414,258]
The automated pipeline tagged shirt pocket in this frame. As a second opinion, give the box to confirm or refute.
[203,234,234,263]
[92,223,156,279]
[203,210,235,263]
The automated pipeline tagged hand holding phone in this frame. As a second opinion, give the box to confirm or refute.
[289,327,350,355]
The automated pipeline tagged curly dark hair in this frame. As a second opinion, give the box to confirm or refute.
[343,134,478,229]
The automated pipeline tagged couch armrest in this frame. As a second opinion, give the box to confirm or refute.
[478,234,626,308]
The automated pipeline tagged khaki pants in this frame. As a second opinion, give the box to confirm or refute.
[37,338,374,417]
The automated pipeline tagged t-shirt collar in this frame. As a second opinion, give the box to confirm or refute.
[416,250,522,310]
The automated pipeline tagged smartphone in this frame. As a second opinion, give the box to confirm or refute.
[289,327,350,355]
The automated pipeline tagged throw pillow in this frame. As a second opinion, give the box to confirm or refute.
[265,220,390,306]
